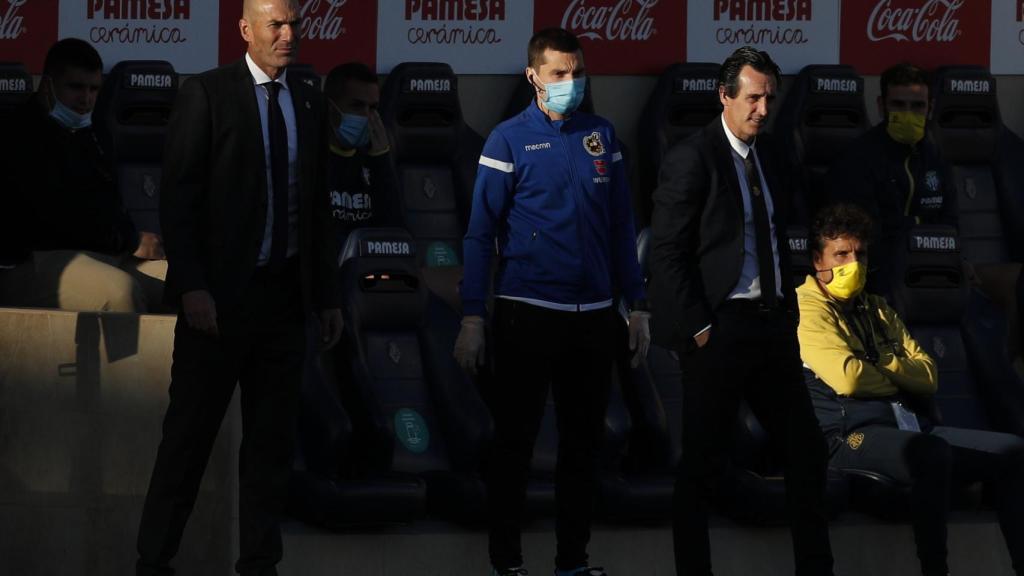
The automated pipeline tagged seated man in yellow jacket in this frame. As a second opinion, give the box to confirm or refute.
[797,203,1024,576]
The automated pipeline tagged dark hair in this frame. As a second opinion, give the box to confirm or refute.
[324,62,378,101]
[42,38,102,78]
[809,203,874,256]
[880,63,929,99]
[527,27,582,69]
[718,46,780,98]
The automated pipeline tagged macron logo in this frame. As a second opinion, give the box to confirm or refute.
[365,241,412,256]
[524,142,551,151]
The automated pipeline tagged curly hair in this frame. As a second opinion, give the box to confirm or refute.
[809,203,874,256]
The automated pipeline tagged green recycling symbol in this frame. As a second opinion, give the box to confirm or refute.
[394,408,430,454]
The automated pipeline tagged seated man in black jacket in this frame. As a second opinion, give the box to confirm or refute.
[0,38,165,312]
[323,61,399,258]
[798,203,1024,576]
[826,63,956,296]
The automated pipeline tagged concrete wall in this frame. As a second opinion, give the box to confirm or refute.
[0,308,238,575]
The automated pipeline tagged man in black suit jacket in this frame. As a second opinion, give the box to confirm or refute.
[136,1,342,574]
[649,47,834,576]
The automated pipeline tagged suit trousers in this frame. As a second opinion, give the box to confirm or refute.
[831,424,1024,576]
[486,298,616,572]
[673,301,834,576]
[137,260,306,576]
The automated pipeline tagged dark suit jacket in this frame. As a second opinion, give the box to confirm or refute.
[648,117,795,350]
[160,59,338,312]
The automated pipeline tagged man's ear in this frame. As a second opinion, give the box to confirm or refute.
[876,95,886,122]
[525,67,540,92]
[718,85,728,108]
[239,18,252,43]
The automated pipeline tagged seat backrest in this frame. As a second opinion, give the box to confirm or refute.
[929,67,1013,264]
[892,225,989,429]
[339,227,491,476]
[380,62,483,268]
[636,63,721,224]
[93,60,178,234]
[773,65,870,223]
[0,62,31,119]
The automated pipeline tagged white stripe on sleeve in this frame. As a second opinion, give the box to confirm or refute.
[479,155,515,173]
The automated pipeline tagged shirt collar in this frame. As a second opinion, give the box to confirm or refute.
[721,113,754,159]
[245,52,289,89]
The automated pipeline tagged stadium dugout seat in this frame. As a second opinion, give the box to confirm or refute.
[772,65,871,224]
[0,62,32,119]
[929,67,1024,264]
[842,225,1024,517]
[333,227,491,521]
[636,63,721,226]
[93,60,178,235]
[289,322,427,528]
[632,228,848,524]
[379,62,483,270]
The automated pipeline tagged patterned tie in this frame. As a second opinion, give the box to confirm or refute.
[742,149,778,307]
[264,81,289,271]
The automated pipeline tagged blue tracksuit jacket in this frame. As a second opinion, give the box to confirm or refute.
[461,102,645,317]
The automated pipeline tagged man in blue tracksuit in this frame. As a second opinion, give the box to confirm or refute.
[453,27,649,576]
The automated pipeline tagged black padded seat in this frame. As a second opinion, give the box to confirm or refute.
[636,63,721,226]
[930,67,1024,264]
[772,65,871,224]
[379,62,483,269]
[334,227,491,521]
[93,60,178,234]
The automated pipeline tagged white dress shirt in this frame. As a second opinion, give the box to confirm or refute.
[245,53,299,265]
[721,114,783,302]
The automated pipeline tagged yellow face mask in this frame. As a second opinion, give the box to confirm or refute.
[886,111,926,146]
[820,261,867,301]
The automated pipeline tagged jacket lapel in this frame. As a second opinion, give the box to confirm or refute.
[709,118,745,215]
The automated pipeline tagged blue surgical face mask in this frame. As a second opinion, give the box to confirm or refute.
[47,78,92,131]
[537,76,586,115]
[330,100,369,149]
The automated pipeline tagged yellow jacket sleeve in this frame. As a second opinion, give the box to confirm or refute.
[873,301,938,395]
[797,291,898,397]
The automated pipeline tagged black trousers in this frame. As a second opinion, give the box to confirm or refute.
[487,299,616,571]
[831,424,1024,576]
[137,263,306,576]
[673,302,834,576]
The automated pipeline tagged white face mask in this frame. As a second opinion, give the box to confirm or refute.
[47,77,92,131]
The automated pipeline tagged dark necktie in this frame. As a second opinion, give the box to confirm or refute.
[742,150,778,307]
[264,81,289,270]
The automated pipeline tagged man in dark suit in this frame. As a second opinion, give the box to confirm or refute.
[649,47,834,576]
[135,1,342,574]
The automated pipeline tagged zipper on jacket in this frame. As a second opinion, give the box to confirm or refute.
[558,128,588,294]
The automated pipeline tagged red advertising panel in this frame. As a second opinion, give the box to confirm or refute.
[0,0,59,73]
[534,0,686,75]
[219,0,377,74]
[841,0,991,74]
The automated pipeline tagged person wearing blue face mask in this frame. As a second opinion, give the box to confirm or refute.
[457,27,648,576]
[323,62,399,257]
[0,38,166,313]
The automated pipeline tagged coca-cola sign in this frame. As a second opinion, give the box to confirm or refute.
[687,0,840,73]
[219,0,377,73]
[536,0,685,74]
[377,0,532,73]
[989,0,1024,73]
[841,0,990,74]
[0,0,57,73]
